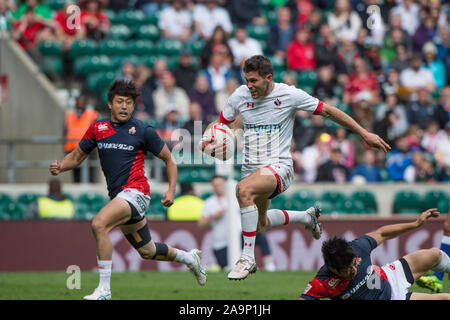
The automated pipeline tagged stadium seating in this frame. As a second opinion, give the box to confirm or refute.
[290,191,316,209]
[393,190,422,214]
[321,191,347,212]
[68,39,99,59]
[423,190,450,213]
[351,190,377,214]
[107,24,133,40]
[147,192,166,218]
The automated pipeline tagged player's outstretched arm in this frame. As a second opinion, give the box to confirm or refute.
[156,144,177,207]
[49,145,88,176]
[318,103,391,152]
[366,208,440,246]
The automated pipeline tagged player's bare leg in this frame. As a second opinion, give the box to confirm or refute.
[84,197,133,300]
[228,167,277,280]
[120,219,206,286]
[404,247,450,299]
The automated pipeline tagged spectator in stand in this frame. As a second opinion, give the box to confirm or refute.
[286,26,316,72]
[156,105,181,148]
[387,13,413,51]
[331,127,354,169]
[304,7,322,35]
[143,58,168,96]
[26,179,75,219]
[79,0,110,41]
[404,151,439,184]
[421,120,446,154]
[354,0,385,46]
[173,49,199,94]
[335,34,360,75]
[350,149,383,183]
[199,25,233,69]
[316,147,349,183]
[327,0,362,42]
[313,65,337,103]
[407,87,438,130]
[158,0,192,42]
[422,41,447,89]
[435,122,450,182]
[227,0,267,26]
[215,77,239,114]
[314,23,347,79]
[351,91,375,132]
[434,25,450,63]
[343,57,379,105]
[228,25,262,68]
[266,6,295,60]
[386,135,413,182]
[133,64,154,121]
[436,85,450,129]
[118,60,136,82]
[374,110,405,149]
[391,0,420,37]
[188,74,217,122]
[389,44,410,74]
[413,14,438,53]
[399,53,436,101]
[203,44,233,93]
[153,71,190,121]
[181,101,208,153]
[53,2,86,52]
[286,0,314,27]
[293,113,330,150]
[11,0,55,56]
[64,94,98,183]
[108,0,133,12]
[376,91,408,137]
[301,133,332,183]
[193,0,232,41]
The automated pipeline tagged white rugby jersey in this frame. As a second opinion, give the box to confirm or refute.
[219,83,323,172]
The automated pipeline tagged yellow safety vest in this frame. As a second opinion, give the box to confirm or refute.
[37,197,75,219]
[167,195,204,221]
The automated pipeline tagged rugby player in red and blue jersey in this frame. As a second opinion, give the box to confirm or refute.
[50,80,206,300]
[300,208,450,300]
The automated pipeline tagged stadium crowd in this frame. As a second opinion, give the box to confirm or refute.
[1,0,450,184]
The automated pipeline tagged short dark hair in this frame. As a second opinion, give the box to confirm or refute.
[107,79,140,103]
[243,55,273,77]
[322,237,357,272]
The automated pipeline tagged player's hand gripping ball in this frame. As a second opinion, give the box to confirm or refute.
[200,123,234,161]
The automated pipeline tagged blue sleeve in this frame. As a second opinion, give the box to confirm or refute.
[144,126,165,156]
[350,235,378,254]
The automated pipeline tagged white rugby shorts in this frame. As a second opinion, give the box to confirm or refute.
[116,188,151,218]
[381,258,414,300]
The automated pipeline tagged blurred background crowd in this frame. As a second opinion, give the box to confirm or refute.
[1,0,450,184]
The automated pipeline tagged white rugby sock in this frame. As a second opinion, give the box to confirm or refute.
[97,260,112,291]
[266,209,311,230]
[432,250,450,273]
[241,205,258,260]
[173,249,195,266]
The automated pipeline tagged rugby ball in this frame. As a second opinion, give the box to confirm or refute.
[203,123,234,160]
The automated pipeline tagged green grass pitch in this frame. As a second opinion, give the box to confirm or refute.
[0,271,448,300]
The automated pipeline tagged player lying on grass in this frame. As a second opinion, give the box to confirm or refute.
[50,80,206,300]
[299,208,450,300]
[417,210,450,293]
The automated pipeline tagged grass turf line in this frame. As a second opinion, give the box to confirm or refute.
[0,271,448,300]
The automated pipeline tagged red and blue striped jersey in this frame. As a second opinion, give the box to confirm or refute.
[78,117,165,199]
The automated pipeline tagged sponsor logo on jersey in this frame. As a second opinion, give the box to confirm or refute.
[245,123,282,134]
[97,123,109,131]
[274,98,282,106]
[97,142,134,151]
[328,277,340,288]
[246,102,255,108]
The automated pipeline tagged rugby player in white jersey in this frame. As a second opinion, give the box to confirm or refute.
[200,55,391,281]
